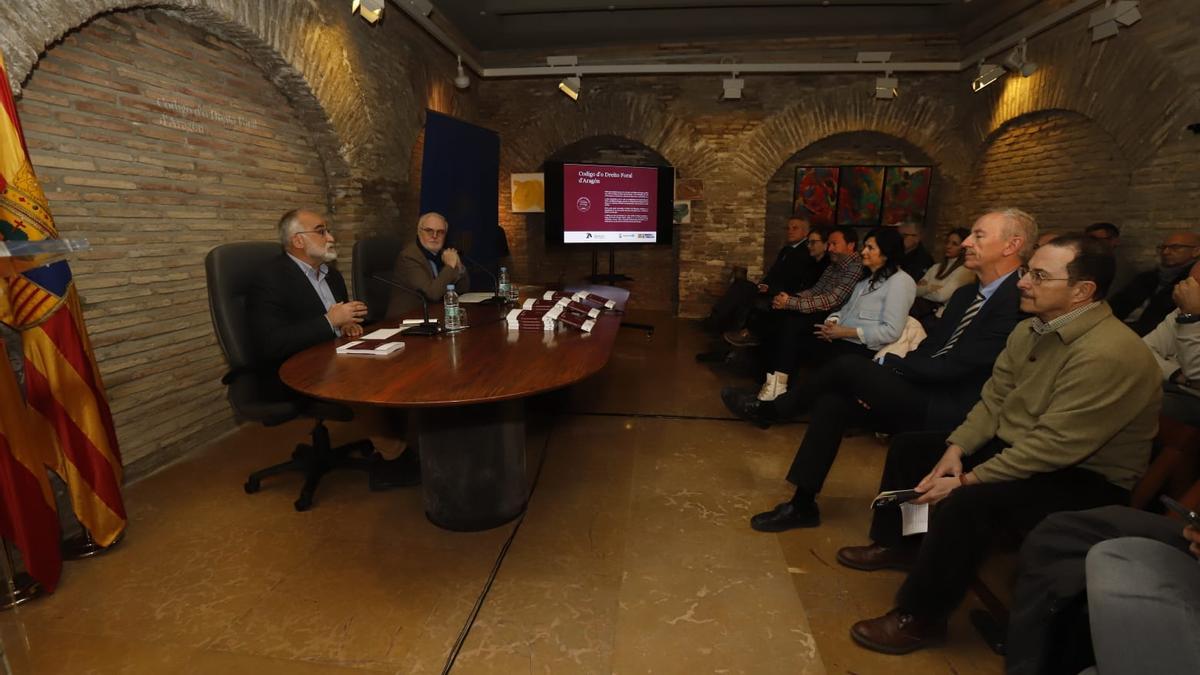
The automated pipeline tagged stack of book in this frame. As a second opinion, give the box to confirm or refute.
[505,308,555,331]
[521,298,558,312]
[572,291,617,310]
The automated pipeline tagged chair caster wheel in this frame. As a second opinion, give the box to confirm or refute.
[294,496,312,512]
[244,478,261,494]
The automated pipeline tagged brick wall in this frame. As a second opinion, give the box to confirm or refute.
[16,12,332,473]
[970,109,1132,238]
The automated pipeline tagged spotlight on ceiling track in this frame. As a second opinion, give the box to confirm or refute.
[1089,0,1141,42]
[971,62,1006,92]
[558,75,581,101]
[351,0,384,24]
[721,74,744,101]
[875,73,898,100]
[1002,40,1039,77]
[454,56,470,90]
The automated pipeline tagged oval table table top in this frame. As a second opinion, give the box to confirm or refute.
[279,285,628,408]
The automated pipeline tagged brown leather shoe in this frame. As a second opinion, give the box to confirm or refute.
[851,609,946,655]
[836,543,915,571]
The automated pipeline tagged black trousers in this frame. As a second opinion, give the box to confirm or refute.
[704,279,758,333]
[771,354,933,495]
[762,309,832,375]
[868,432,1130,621]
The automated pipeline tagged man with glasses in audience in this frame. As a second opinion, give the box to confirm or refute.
[388,211,470,316]
[839,235,1160,656]
[1109,231,1200,335]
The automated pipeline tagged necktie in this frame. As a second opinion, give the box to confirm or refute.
[932,291,985,358]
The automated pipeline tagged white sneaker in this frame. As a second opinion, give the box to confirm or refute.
[757,372,778,401]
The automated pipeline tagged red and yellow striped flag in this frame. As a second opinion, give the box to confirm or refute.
[1,51,126,546]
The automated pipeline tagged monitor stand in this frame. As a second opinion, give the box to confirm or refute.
[587,245,633,283]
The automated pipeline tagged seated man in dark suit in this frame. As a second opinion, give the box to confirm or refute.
[729,207,1034,531]
[248,208,417,488]
[707,216,818,343]
[897,221,934,281]
[387,212,470,316]
[1108,231,1200,335]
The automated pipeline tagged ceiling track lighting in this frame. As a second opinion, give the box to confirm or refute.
[351,0,384,24]
[454,55,470,90]
[874,72,898,100]
[1090,0,1142,42]
[971,62,1006,92]
[1002,39,1039,77]
[558,75,581,100]
[721,73,744,101]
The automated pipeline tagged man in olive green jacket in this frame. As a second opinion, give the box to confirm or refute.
[836,235,1161,655]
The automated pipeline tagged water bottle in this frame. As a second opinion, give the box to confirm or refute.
[444,284,463,331]
[505,268,520,303]
[497,266,512,303]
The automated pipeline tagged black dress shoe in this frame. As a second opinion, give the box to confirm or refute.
[368,454,421,491]
[720,387,773,429]
[750,501,820,532]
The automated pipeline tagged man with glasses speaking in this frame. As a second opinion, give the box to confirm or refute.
[250,208,368,366]
[1109,231,1200,335]
[387,212,471,316]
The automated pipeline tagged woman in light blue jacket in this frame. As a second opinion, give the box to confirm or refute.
[815,227,916,352]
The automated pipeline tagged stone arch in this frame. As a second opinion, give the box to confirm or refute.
[0,0,385,185]
[964,21,1195,170]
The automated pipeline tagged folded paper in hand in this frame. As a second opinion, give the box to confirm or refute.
[336,340,405,356]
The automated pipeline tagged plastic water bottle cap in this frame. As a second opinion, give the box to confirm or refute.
[500,266,507,272]
[447,284,455,290]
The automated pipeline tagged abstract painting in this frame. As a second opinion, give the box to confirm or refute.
[510,172,545,213]
[836,166,885,226]
[792,167,840,226]
[882,166,933,225]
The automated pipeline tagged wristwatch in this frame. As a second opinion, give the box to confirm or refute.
[1177,313,1200,325]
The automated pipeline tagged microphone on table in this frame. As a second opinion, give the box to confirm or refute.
[372,275,441,336]
[456,251,506,305]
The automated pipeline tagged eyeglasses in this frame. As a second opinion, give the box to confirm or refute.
[297,226,333,238]
[419,227,448,237]
[1017,266,1071,285]
[1158,244,1198,252]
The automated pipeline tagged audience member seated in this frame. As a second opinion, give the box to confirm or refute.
[897,221,934,281]
[715,217,823,345]
[386,211,470,316]
[835,236,1161,656]
[755,226,865,399]
[910,227,974,324]
[1109,231,1200,336]
[758,228,913,401]
[1143,260,1200,426]
[733,208,1032,532]
[1085,221,1136,294]
[1006,505,1200,675]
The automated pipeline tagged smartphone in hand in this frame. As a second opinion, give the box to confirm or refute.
[1160,495,1200,528]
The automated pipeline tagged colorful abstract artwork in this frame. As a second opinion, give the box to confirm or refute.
[882,166,933,225]
[792,167,840,226]
[836,166,885,226]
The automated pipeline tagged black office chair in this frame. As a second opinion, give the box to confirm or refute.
[352,235,405,323]
[205,242,376,512]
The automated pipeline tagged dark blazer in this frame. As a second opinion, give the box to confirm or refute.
[247,253,347,366]
[900,244,935,282]
[386,241,471,316]
[761,243,814,295]
[1109,267,1188,336]
[887,271,1025,429]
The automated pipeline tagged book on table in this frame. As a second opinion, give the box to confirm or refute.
[336,340,405,356]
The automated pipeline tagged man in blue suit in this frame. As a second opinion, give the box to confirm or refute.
[729,208,1036,532]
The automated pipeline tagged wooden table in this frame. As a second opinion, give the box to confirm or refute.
[280,286,628,530]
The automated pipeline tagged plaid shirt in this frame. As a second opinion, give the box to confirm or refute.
[783,253,865,313]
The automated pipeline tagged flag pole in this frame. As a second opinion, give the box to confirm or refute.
[0,538,43,610]
[61,527,122,560]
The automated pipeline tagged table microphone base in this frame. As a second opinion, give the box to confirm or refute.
[404,322,441,336]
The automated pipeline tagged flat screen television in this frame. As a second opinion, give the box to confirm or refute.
[544,162,675,245]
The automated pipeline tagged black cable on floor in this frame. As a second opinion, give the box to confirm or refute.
[439,425,555,675]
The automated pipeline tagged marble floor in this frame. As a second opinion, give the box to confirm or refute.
[1,313,1005,674]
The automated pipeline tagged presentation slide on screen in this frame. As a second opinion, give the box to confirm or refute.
[562,163,659,243]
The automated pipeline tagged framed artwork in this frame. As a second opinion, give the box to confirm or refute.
[673,200,692,224]
[510,172,545,213]
[882,166,933,225]
[792,165,934,228]
[837,166,885,226]
[792,167,839,226]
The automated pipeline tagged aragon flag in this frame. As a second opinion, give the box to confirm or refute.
[0,51,127,547]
